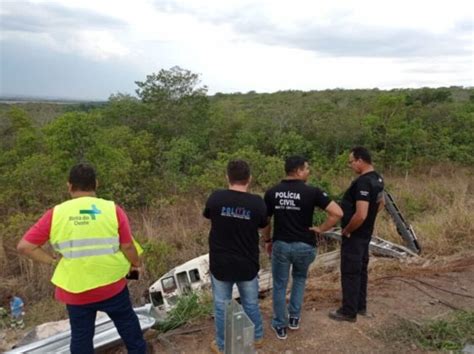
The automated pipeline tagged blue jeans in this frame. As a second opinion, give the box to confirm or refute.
[211,274,263,351]
[271,240,316,328]
[66,287,146,354]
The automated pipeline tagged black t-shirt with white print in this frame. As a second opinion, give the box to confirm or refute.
[203,189,268,282]
[264,179,331,247]
[340,171,384,238]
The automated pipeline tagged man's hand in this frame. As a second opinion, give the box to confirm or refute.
[264,242,272,257]
[310,226,327,245]
[341,228,351,238]
[128,264,145,279]
[311,201,343,239]
[120,242,141,269]
[342,200,368,238]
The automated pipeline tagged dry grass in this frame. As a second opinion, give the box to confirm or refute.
[132,196,210,266]
[25,297,67,327]
[125,196,211,304]
[370,166,474,257]
[0,167,473,328]
[370,251,474,280]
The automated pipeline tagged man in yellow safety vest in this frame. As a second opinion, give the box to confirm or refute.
[17,163,147,354]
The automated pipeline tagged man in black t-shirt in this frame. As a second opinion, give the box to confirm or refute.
[262,156,342,340]
[204,160,267,353]
[329,146,384,323]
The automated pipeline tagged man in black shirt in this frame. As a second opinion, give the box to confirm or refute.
[204,160,268,353]
[329,146,384,322]
[263,156,342,340]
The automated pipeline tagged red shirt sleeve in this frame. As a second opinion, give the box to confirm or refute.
[23,209,53,245]
[116,205,133,244]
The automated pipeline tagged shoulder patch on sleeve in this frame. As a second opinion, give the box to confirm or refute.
[360,190,369,197]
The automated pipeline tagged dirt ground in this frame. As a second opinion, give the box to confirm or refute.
[2,252,473,353]
[146,252,474,353]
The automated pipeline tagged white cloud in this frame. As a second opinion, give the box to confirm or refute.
[1,1,130,61]
[1,0,472,99]
[67,30,130,60]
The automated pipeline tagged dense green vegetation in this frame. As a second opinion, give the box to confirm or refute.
[1,66,473,217]
[1,67,473,337]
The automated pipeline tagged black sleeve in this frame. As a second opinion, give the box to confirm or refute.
[313,188,331,210]
[354,178,372,202]
[264,189,274,217]
[203,193,213,219]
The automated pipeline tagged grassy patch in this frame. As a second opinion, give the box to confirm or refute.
[156,292,213,332]
[25,297,68,328]
[376,310,474,351]
[0,306,9,329]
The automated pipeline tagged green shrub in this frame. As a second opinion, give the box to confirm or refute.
[156,292,212,332]
[376,310,474,351]
[141,239,176,279]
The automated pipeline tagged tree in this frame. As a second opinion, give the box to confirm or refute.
[134,66,210,143]
[0,108,45,181]
[0,107,38,151]
[135,66,207,103]
[103,93,153,131]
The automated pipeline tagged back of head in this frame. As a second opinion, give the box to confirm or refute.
[227,160,250,185]
[68,163,97,192]
[351,146,372,164]
[285,155,308,176]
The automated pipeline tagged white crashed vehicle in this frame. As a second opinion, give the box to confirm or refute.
[148,253,272,319]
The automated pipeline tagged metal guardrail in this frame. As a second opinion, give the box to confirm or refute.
[5,305,156,354]
[224,299,255,354]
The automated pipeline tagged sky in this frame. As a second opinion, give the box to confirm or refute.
[0,0,473,100]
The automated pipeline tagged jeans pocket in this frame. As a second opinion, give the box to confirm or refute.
[272,249,289,264]
[294,248,316,267]
[272,241,288,258]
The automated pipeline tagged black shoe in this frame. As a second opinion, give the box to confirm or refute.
[272,326,287,340]
[288,316,300,330]
[328,309,356,322]
[358,309,374,318]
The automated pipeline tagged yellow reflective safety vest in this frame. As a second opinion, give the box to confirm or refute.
[50,196,137,293]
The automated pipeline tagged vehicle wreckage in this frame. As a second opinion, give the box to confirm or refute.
[148,191,421,318]
[6,192,420,353]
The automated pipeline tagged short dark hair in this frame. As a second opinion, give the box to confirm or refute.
[227,160,250,185]
[68,163,97,191]
[351,146,372,164]
[284,155,308,175]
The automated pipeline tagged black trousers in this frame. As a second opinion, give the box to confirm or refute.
[340,235,371,317]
